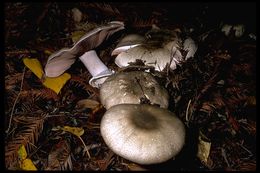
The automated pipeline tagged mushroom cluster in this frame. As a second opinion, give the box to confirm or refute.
[99,71,186,165]
[97,28,190,165]
[43,22,188,165]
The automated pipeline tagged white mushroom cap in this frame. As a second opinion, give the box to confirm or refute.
[114,30,197,71]
[100,71,169,109]
[115,44,183,71]
[100,104,186,165]
[111,34,145,56]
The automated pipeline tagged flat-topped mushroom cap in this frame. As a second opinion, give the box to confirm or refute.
[100,104,186,165]
[100,71,169,109]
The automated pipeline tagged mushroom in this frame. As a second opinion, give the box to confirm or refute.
[79,50,114,88]
[100,104,186,165]
[114,29,197,71]
[221,24,245,37]
[111,34,145,56]
[44,21,124,78]
[100,71,169,109]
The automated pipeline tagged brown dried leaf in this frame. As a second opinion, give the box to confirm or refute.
[45,140,72,171]
[76,99,100,112]
[5,117,45,169]
[197,132,211,165]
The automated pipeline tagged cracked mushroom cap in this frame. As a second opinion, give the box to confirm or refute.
[100,71,169,109]
[100,104,186,165]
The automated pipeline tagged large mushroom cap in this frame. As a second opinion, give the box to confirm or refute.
[100,71,169,109]
[100,104,186,165]
[114,45,182,71]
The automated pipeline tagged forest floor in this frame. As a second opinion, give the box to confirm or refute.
[4,2,256,171]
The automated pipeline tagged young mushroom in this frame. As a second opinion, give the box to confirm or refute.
[100,104,186,165]
[100,71,169,109]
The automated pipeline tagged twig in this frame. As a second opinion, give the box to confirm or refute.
[5,67,26,134]
[221,148,231,168]
[185,99,192,123]
[78,136,91,159]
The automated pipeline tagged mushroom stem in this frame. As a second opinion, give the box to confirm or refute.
[79,50,113,88]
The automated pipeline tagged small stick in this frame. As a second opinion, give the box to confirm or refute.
[221,148,231,168]
[78,136,91,159]
[185,99,192,122]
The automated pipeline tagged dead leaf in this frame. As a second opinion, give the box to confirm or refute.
[20,159,37,170]
[43,73,71,94]
[23,58,43,79]
[45,140,72,171]
[61,126,84,137]
[23,57,71,94]
[18,145,27,160]
[18,145,37,170]
[76,99,100,111]
[247,96,256,106]
[197,132,211,165]
[127,163,147,171]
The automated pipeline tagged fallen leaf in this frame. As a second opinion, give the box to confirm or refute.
[197,132,211,164]
[23,58,71,94]
[20,159,37,170]
[18,145,37,170]
[43,73,71,94]
[18,145,27,160]
[76,99,100,111]
[127,163,147,171]
[61,126,84,137]
[23,58,44,79]
[247,96,256,106]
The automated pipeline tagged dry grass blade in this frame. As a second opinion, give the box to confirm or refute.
[5,117,45,169]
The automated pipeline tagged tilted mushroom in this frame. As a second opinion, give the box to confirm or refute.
[44,21,124,78]
[100,104,186,165]
[100,71,169,109]
[111,34,145,56]
[113,29,197,71]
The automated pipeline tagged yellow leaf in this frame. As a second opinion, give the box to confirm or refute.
[61,126,84,137]
[23,58,71,94]
[23,58,43,79]
[43,73,71,94]
[18,145,27,160]
[21,158,37,170]
[197,133,211,164]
